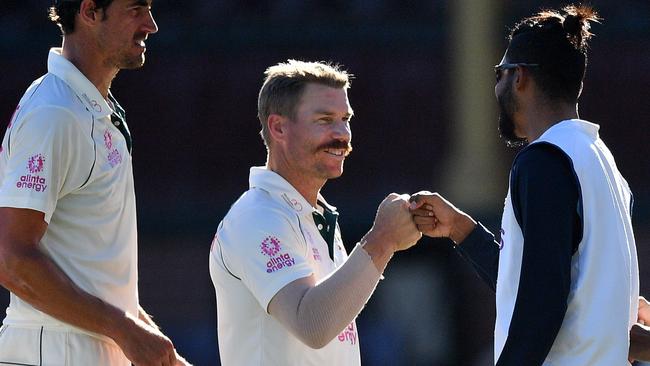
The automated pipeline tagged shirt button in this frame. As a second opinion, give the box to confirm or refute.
[113,121,120,126]
[317,224,323,230]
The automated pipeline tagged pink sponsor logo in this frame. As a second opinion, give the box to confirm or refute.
[281,193,303,212]
[104,129,113,150]
[337,323,357,345]
[261,236,281,257]
[27,154,45,174]
[260,236,296,273]
[312,248,322,261]
[104,129,122,168]
[17,155,47,192]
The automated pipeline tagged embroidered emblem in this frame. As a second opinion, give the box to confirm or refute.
[104,129,113,150]
[104,129,122,168]
[261,236,296,273]
[16,154,47,192]
[281,193,303,212]
[27,154,45,174]
[261,236,281,257]
[312,248,322,261]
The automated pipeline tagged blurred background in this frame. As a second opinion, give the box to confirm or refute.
[1,0,649,365]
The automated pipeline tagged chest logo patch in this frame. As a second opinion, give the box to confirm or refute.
[104,130,122,168]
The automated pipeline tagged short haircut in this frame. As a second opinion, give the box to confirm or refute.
[257,60,351,149]
[505,4,601,104]
[48,0,115,34]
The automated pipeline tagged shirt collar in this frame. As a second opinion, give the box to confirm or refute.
[47,48,113,119]
[538,119,600,141]
[249,166,337,218]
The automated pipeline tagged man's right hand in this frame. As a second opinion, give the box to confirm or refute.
[112,312,177,366]
[409,191,476,244]
[366,193,422,252]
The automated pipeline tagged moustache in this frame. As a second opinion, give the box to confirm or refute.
[316,140,353,156]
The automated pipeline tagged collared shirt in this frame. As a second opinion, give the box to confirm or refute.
[209,167,360,366]
[0,48,138,341]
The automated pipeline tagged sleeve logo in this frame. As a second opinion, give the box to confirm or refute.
[16,154,47,192]
[28,154,45,174]
[260,236,296,273]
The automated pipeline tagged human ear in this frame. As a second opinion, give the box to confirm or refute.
[78,0,101,25]
[267,114,288,144]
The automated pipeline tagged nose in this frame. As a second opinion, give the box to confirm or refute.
[332,120,351,143]
[144,10,159,34]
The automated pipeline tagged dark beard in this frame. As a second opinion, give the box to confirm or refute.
[497,83,527,148]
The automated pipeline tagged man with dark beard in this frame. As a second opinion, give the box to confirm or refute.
[410,5,641,365]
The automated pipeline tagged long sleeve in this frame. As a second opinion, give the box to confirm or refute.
[456,222,500,292]
[496,142,581,366]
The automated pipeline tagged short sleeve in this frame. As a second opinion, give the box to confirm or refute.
[217,208,314,311]
[0,106,84,223]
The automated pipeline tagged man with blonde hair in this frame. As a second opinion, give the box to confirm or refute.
[209,59,422,365]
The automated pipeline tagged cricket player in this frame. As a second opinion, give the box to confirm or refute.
[410,5,639,365]
[209,60,422,365]
[0,1,188,365]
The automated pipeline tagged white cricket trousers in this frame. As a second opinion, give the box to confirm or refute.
[0,324,130,366]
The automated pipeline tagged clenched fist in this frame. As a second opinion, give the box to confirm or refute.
[409,191,476,244]
[367,193,422,253]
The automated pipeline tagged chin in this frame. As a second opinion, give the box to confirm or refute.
[323,168,344,180]
[119,55,146,70]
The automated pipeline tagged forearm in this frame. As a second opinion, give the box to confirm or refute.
[0,246,128,340]
[269,244,382,348]
[630,324,650,361]
[138,305,160,330]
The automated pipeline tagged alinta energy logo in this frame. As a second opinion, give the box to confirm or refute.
[260,236,296,273]
[337,322,357,345]
[104,129,122,168]
[16,154,47,192]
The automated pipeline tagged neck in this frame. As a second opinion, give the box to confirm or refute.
[266,153,324,208]
[523,101,579,142]
[61,37,118,98]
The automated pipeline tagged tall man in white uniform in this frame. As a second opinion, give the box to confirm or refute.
[209,60,422,365]
[0,1,188,365]
[410,5,641,365]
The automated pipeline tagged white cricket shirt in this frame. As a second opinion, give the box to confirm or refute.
[496,120,638,365]
[0,49,139,338]
[209,167,361,366]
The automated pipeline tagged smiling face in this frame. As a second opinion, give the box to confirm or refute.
[282,83,353,184]
[95,0,158,70]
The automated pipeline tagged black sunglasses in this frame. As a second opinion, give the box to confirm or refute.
[494,63,540,83]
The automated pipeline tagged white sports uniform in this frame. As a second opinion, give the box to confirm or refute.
[496,119,638,365]
[0,48,137,365]
[209,167,361,366]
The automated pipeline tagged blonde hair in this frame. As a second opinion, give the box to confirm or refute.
[257,60,351,148]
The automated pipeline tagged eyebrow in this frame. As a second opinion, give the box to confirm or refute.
[129,0,152,7]
[313,109,354,118]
